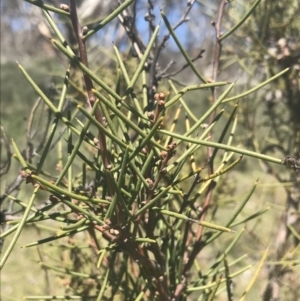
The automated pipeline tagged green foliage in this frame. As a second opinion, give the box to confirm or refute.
[1,1,299,301]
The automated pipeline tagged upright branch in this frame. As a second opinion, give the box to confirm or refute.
[208,0,227,159]
[211,0,227,86]
[179,0,228,288]
[69,0,94,106]
[68,0,110,170]
[198,0,227,237]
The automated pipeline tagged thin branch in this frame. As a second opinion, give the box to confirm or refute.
[180,0,227,285]
[118,8,146,59]
[148,0,197,109]
[145,0,156,34]
[68,0,110,170]
[158,50,205,79]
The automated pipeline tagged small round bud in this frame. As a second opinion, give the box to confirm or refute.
[159,92,166,100]
[113,229,120,235]
[158,100,165,106]
[60,4,70,11]
[146,178,154,189]
[82,26,88,35]
[197,206,203,212]
[159,151,167,159]
[20,170,27,178]
[147,112,155,120]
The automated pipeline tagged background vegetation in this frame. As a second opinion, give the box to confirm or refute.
[1,0,300,300]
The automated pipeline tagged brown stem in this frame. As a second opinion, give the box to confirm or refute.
[123,243,171,300]
[180,0,227,284]
[202,0,227,229]
[208,0,227,161]
[68,0,112,192]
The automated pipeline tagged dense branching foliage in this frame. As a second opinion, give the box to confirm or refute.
[1,1,299,300]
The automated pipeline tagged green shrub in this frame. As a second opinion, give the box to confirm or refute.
[1,1,298,300]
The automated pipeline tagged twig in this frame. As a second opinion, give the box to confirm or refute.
[145,0,156,34]
[68,0,110,170]
[148,0,197,109]
[180,0,227,286]
[118,4,146,59]
[158,50,205,79]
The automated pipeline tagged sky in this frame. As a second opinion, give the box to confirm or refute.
[8,0,212,52]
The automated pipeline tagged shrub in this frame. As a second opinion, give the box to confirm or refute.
[1,1,298,300]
